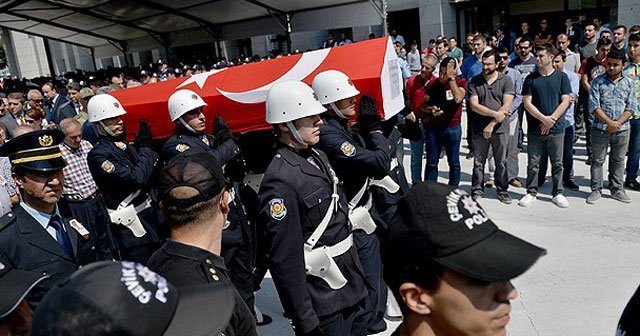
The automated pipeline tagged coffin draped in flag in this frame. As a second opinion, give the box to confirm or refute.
[111,37,404,140]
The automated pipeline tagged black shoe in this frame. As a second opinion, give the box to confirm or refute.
[256,313,273,326]
[625,179,640,191]
[472,190,484,201]
[585,156,592,165]
[497,192,513,204]
[563,180,580,190]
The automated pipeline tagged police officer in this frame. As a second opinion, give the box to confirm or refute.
[258,80,368,335]
[312,70,392,332]
[87,94,163,263]
[163,89,269,325]
[162,89,239,164]
[0,129,96,308]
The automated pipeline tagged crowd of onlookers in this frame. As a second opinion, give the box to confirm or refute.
[392,17,640,208]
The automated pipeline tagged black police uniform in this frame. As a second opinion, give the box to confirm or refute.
[87,138,163,263]
[162,131,257,312]
[258,144,368,335]
[315,114,392,333]
[0,130,96,308]
[147,240,258,336]
[161,130,240,164]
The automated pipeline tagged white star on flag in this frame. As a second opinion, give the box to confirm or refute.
[176,68,227,90]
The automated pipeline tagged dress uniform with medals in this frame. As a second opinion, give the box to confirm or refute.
[0,129,96,308]
[258,81,368,336]
[312,70,393,333]
[86,94,163,263]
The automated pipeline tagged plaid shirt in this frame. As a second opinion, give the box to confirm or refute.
[0,156,16,197]
[623,62,640,119]
[589,72,637,132]
[60,140,98,198]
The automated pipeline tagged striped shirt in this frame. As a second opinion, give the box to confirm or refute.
[623,62,640,119]
[60,140,98,198]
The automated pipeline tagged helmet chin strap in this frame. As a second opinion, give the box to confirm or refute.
[98,121,116,137]
[286,121,308,146]
[178,117,198,134]
[329,102,348,119]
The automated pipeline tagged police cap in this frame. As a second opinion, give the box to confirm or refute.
[0,129,65,171]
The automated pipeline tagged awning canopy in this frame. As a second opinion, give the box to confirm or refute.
[0,0,384,58]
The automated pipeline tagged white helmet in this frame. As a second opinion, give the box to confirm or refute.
[168,89,207,122]
[265,80,326,124]
[312,70,360,105]
[88,94,127,122]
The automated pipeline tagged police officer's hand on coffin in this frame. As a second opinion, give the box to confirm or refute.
[356,95,382,133]
[135,120,153,148]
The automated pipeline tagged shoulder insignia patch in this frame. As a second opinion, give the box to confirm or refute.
[114,142,127,150]
[176,144,190,152]
[340,141,356,157]
[0,211,16,232]
[269,198,287,220]
[101,160,115,173]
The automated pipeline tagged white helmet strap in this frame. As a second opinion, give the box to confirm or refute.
[178,117,198,134]
[98,121,116,137]
[329,102,348,119]
[286,121,307,146]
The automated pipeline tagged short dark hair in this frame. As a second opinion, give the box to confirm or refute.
[384,260,445,316]
[164,190,223,228]
[428,39,436,44]
[607,48,627,62]
[66,82,81,91]
[448,37,457,42]
[473,35,487,44]
[535,43,557,56]
[555,50,567,61]
[519,37,533,46]
[482,49,499,63]
[629,33,640,43]
[496,47,509,55]
[630,25,640,33]
[613,25,627,33]
[7,92,24,102]
[597,37,613,48]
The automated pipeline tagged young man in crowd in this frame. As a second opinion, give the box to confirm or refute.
[519,43,572,208]
[579,24,598,60]
[623,33,640,191]
[509,37,537,150]
[612,25,628,53]
[461,35,490,158]
[385,181,546,336]
[587,48,636,204]
[446,37,464,66]
[468,49,515,203]
[556,33,581,73]
[579,38,612,164]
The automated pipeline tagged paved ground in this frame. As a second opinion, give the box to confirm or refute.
[255,119,640,336]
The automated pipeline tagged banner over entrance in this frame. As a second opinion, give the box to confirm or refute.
[111,37,404,140]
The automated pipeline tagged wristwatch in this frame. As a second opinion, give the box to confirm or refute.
[447,77,455,82]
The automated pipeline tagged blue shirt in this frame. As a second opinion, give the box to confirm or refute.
[563,69,580,126]
[20,201,62,241]
[461,56,482,81]
[504,68,523,121]
[589,72,636,131]
[623,62,640,119]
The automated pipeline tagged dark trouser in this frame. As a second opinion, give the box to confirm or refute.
[488,116,519,181]
[319,303,364,336]
[591,128,630,191]
[581,100,593,156]
[466,107,474,152]
[626,118,640,182]
[222,244,255,313]
[517,104,526,149]
[353,230,384,333]
[526,132,565,196]
[424,124,462,186]
[113,205,164,264]
[539,124,575,183]
[65,195,115,261]
[472,131,509,193]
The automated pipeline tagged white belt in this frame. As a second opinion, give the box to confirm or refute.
[304,234,353,290]
[107,191,150,238]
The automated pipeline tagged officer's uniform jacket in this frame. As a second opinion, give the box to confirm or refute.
[147,240,258,336]
[0,204,91,307]
[87,137,162,250]
[258,145,368,334]
[316,116,392,204]
[162,130,240,164]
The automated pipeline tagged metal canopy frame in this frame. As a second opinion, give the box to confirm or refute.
[0,0,378,57]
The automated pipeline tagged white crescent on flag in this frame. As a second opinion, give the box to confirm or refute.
[217,48,331,104]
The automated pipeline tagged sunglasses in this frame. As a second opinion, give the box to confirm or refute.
[498,56,509,60]
[8,102,20,106]
[30,99,43,103]
[520,46,531,50]
[24,119,35,124]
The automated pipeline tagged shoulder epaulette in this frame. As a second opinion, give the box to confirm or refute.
[0,212,17,232]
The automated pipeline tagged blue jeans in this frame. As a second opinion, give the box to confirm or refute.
[425,124,462,186]
[410,128,426,184]
[626,118,640,181]
[591,128,630,191]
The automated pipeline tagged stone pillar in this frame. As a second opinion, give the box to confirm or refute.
[617,0,640,28]
[419,0,456,45]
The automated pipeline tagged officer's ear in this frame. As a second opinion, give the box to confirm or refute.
[12,172,23,188]
[277,123,290,134]
[398,282,434,316]
[158,200,169,219]
[219,190,229,216]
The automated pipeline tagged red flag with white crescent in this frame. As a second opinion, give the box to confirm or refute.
[111,37,404,140]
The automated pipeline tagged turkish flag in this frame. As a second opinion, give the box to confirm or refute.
[111,37,404,140]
